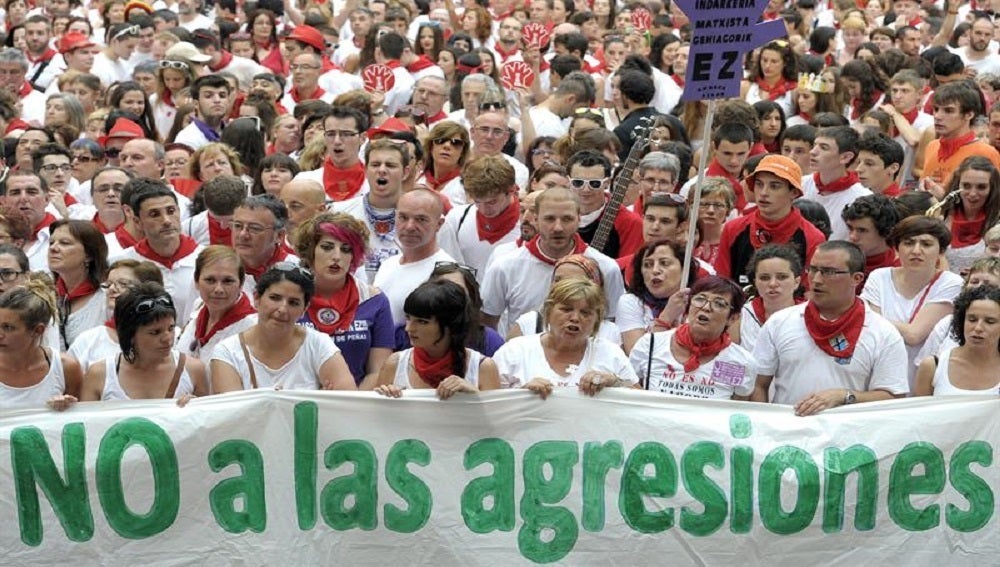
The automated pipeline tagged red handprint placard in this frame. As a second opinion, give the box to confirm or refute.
[362,64,396,93]
[501,61,536,90]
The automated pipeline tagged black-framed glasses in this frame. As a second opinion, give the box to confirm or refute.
[135,296,173,314]
[231,220,275,235]
[690,295,731,312]
[434,261,477,278]
[432,137,465,147]
[159,60,189,70]
[272,261,314,278]
[569,177,607,190]
[806,265,852,278]
[479,101,506,112]
[0,269,23,282]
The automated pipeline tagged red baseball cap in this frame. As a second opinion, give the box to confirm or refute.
[98,117,144,147]
[366,117,413,139]
[58,32,95,54]
[286,25,325,53]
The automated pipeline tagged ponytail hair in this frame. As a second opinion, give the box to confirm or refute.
[0,272,57,333]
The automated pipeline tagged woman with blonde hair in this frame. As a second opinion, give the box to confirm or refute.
[151,59,197,141]
[44,94,87,137]
[420,121,470,197]
[189,142,246,183]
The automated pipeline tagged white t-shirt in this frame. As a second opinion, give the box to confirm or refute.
[68,325,118,373]
[529,106,569,139]
[90,52,132,88]
[100,351,194,400]
[890,111,933,184]
[799,175,871,241]
[176,302,258,366]
[629,329,756,399]
[512,310,622,346]
[492,334,637,389]
[860,267,963,388]
[338,195,401,282]
[615,293,653,334]
[211,327,340,390]
[372,249,455,325]
[752,303,910,405]
[744,83,794,117]
[438,203,519,283]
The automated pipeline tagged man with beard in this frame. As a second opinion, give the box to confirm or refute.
[174,75,232,150]
[23,16,60,90]
[949,14,1000,76]
[493,17,524,64]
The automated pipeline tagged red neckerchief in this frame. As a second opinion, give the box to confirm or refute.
[321,56,337,73]
[406,55,437,72]
[207,214,231,245]
[749,141,768,156]
[951,208,986,248]
[865,248,899,274]
[5,118,30,134]
[494,42,520,63]
[671,73,685,88]
[92,213,119,234]
[208,50,234,72]
[938,131,977,162]
[798,112,813,123]
[104,318,115,330]
[423,167,460,191]
[18,81,33,98]
[908,16,923,27]
[476,196,519,244]
[170,178,201,198]
[384,59,401,69]
[114,224,138,249]
[412,346,456,388]
[748,207,804,248]
[706,159,746,210]
[755,77,797,101]
[763,140,779,153]
[538,59,550,72]
[27,47,56,64]
[307,275,360,334]
[244,245,289,279]
[275,101,289,115]
[890,107,920,137]
[323,158,365,201]
[882,182,902,197]
[194,293,256,347]
[803,298,866,360]
[257,46,285,75]
[673,323,731,373]
[524,234,587,265]
[750,296,797,326]
[228,92,246,119]
[32,212,56,240]
[134,234,198,269]
[426,110,447,125]
[56,277,97,302]
[162,88,175,108]
[761,9,780,20]
[814,171,860,194]
[850,91,882,120]
[289,84,326,103]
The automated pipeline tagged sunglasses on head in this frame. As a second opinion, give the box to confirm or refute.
[159,59,189,70]
[113,24,140,41]
[434,260,477,277]
[135,296,173,314]
[272,261,314,279]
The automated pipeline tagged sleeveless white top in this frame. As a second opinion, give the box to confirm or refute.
[392,348,483,389]
[0,347,66,409]
[101,351,194,401]
[932,347,1000,396]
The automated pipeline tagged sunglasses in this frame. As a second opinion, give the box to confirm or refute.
[569,177,607,190]
[272,261,314,279]
[105,147,122,159]
[432,137,465,147]
[135,296,173,314]
[479,101,506,111]
[113,24,140,41]
[434,261,477,277]
[159,59,189,70]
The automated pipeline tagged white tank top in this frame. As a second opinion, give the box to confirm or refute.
[393,348,483,389]
[932,347,1000,396]
[0,347,66,409]
[101,351,194,401]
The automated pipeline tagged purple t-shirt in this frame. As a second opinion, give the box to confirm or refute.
[299,293,394,384]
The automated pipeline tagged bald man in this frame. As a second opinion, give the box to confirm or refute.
[372,188,455,324]
[280,179,327,247]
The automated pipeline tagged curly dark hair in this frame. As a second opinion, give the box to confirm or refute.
[841,193,900,239]
[950,284,1000,351]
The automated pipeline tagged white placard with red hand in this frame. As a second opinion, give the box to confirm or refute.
[632,8,652,31]
[501,61,536,90]
[521,22,551,49]
[362,64,396,93]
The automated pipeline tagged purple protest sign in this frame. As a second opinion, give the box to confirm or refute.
[673,0,787,101]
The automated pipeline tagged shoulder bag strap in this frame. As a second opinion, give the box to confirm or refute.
[645,332,654,391]
[165,353,186,398]
[239,332,259,389]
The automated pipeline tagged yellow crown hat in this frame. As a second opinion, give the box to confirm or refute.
[798,72,835,94]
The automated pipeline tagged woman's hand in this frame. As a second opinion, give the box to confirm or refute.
[375,384,403,398]
[657,287,691,329]
[46,394,77,411]
[176,393,197,407]
[919,177,946,201]
[437,375,477,399]
[524,377,554,399]
[579,371,615,397]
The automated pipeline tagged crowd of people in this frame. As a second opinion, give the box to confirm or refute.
[0,0,999,415]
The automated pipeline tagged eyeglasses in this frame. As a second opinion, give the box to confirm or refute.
[105,147,122,159]
[272,261,313,278]
[39,163,73,173]
[72,154,101,163]
[433,137,465,147]
[569,177,608,190]
[324,130,359,139]
[113,24,141,41]
[231,221,275,235]
[532,148,555,157]
[806,265,852,278]
[0,269,23,282]
[690,295,732,312]
[434,260,477,277]
[289,63,321,71]
[135,296,173,314]
[473,126,507,138]
[159,60,189,70]
[99,278,137,291]
[640,178,674,189]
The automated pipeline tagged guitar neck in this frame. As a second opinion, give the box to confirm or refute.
[590,137,647,252]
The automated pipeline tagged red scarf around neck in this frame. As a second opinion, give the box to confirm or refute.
[803,298,866,360]
[494,42,520,62]
[814,170,859,194]
[850,91,881,120]
[524,234,587,265]
[114,224,138,249]
[706,159,746,209]
[424,167,461,191]
[755,77,797,101]
[194,293,256,347]
[92,213,121,234]
[322,158,366,201]
[673,323,731,373]
[412,346,456,388]
[748,207,804,249]
[307,276,360,334]
[244,245,289,279]
[56,277,97,303]
[32,212,56,240]
[890,108,920,138]
[938,131,977,162]
[209,50,234,72]
[951,208,986,248]
[289,84,326,103]
[207,214,232,245]
[881,182,902,197]
[28,47,56,64]
[134,234,198,269]
[750,295,806,325]
[671,73,685,88]
[406,55,437,73]
[476,196,519,244]
[865,248,899,273]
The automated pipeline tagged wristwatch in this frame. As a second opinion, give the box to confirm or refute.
[844,390,857,405]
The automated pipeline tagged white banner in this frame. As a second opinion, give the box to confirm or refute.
[1,390,998,565]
